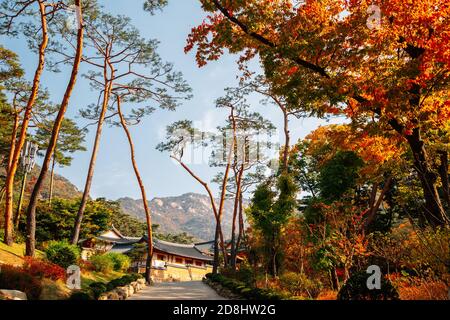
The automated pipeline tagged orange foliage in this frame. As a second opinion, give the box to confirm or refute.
[305,124,405,179]
[316,290,338,300]
[388,274,450,300]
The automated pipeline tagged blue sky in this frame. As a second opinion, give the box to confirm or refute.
[1,0,344,200]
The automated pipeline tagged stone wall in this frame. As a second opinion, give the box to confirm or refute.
[137,264,213,282]
[203,278,243,300]
[98,278,146,300]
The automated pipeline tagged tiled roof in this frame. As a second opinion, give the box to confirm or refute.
[142,236,213,262]
[95,235,141,244]
[93,229,213,262]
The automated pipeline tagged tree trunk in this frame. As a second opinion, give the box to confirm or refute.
[4,0,48,246]
[7,114,19,172]
[212,224,221,274]
[438,150,449,208]
[406,129,449,226]
[230,165,244,270]
[72,75,112,245]
[236,191,245,254]
[363,177,393,232]
[117,96,154,284]
[330,268,340,291]
[14,172,28,229]
[6,114,19,228]
[215,107,238,268]
[172,158,224,274]
[24,1,83,256]
[282,109,290,173]
[0,188,5,207]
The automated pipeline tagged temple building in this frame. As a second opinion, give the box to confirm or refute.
[80,228,213,282]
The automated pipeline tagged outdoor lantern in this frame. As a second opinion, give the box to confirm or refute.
[15,140,39,227]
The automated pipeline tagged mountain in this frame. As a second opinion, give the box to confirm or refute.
[0,165,82,200]
[118,193,249,241]
[2,165,249,241]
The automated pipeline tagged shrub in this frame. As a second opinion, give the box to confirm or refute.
[79,259,94,272]
[337,271,400,300]
[0,264,43,300]
[104,253,131,272]
[89,282,108,300]
[280,272,322,299]
[221,263,255,286]
[388,274,449,300]
[317,290,338,300]
[22,257,66,281]
[205,273,286,300]
[69,290,94,300]
[90,254,114,273]
[106,273,142,291]
[45,241,80,269]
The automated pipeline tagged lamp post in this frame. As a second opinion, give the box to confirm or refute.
[15,141,38,228]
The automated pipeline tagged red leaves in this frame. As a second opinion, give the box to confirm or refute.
[22,257,66,281]
[185,14,225,67]
[286,66,299,76]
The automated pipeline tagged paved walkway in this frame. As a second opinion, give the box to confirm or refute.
[128,281,226,300]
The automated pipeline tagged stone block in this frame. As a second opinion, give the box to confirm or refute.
[0,289,27,300]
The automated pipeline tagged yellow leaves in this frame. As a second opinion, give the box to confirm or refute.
[304,123,405,179]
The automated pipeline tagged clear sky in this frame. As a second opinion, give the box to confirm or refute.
[1,0,344,200]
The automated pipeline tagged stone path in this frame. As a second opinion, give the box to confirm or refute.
[128,281,226,300]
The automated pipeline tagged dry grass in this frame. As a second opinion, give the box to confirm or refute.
[398,280,449,300]
[0,242,44,266]
[40,279,72,300]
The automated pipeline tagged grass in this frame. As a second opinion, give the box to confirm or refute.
[1,241,125,299]
[40,279,72,300]
[81,270,125,289]
[0,242,44,266]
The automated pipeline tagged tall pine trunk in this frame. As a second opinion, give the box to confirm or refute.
[230,165,243,270]
[3,0,48,246]
[24,1,84,256]
[214,107,238,269]
[175,159,224,274]
[117,96,154,284]
[72,69,113,245]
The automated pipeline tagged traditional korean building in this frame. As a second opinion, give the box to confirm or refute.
[79,226,141,260]
[80,228,213,281]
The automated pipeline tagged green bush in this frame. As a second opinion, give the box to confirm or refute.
[221,263,256,286]
[89,282,108,299]
[0,265,43,300]
[90,254,114,273]
[106,273,142,291]
[69,290,94,300]
[45,241,80,269]
[205,273,286,300]
[279,272,322,299]
[337,271,400,300]
[104,253,131,272]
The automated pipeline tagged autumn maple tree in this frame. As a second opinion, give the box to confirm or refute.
[186,0,450,227]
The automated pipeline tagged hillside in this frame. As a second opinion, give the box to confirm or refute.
[118,193,249,241]
[2,166,248,241]
[0,166,81,201]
